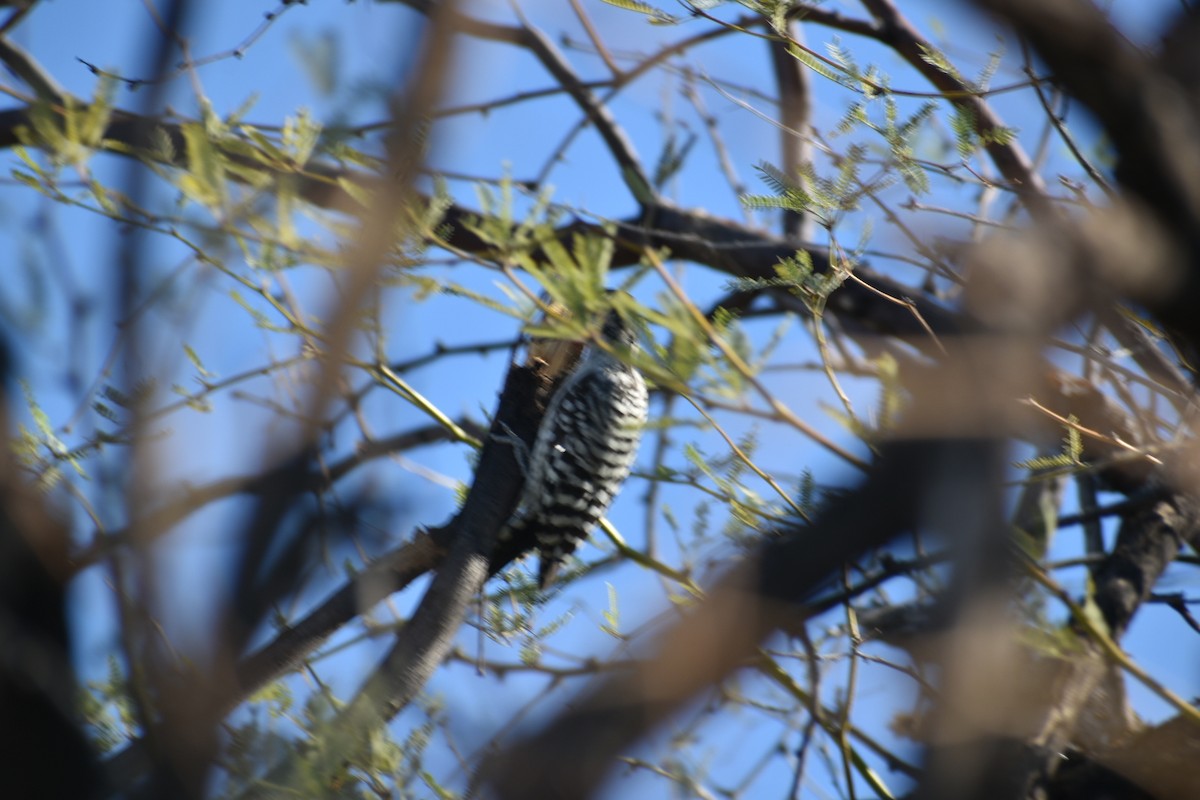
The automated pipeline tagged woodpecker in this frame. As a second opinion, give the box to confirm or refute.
[501,309,649,588]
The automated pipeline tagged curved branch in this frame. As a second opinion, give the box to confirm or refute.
[70,420,479,575]
[856,0,1052,214]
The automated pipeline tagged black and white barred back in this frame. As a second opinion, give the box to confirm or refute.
[502,310,649,588]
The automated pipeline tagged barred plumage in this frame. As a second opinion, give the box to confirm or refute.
[502,310,649,588]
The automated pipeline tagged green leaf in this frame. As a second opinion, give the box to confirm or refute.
[335,175,372,208]
[420,770,458,799]
[975,45,1004,92]
[92,402,118,423]
[519,640,540,665]
[21,380,66,456]
[150,125,177,163]
[89,179,118,214]
[229,290,273,329]
[11,169,51,197]
[916,43,963,84]
[601,582,621,637]
[182,344,213,378]
[951,105,978,157]
[980,124,1017,147]
[241,125,289,165]
[179,122,226,208]
[249,681,294,716]
[1013,453,1076,472]
[282,109,322,167]
[1079,573,1112,638]
[289,30,340,96]
[652,130,697,189]
[80,76,117,149]
[275,175,298,249]
[600,0,677,24]
[787,42,847,88]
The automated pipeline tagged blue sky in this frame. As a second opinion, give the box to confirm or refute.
[3,0,1197,797]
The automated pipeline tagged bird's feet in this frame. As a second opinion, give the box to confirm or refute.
[491,421,530,476]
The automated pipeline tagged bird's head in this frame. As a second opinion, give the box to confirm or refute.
[598,308,639,350]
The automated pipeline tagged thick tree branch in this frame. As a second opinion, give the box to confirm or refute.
[1095,492,1200,636]
[768,22,813,240]
[237,352,553,796]
[0,36,65,103]
[102,400,529,795]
